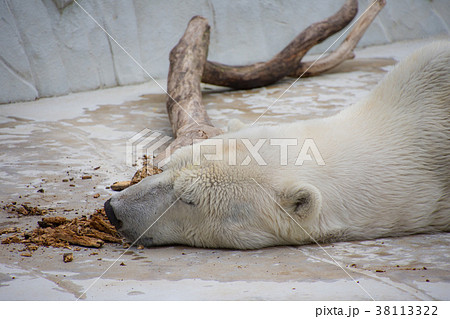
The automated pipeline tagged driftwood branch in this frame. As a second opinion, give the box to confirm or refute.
[160,16,223,160]
[289,0,386,77]
[201,0,358,89]
[111,16,222,191]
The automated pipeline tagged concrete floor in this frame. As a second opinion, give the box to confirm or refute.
[0,38,449,300]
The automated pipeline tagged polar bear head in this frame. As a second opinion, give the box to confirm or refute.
[105,134,323,249]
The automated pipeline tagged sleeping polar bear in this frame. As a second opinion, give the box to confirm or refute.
[105,41,450,249]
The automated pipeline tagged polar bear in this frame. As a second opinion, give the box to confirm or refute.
[105,42,450,249]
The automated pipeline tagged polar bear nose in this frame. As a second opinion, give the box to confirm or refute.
[104,199,122,229]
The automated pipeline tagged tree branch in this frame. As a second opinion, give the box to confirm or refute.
[112,16,223,191]
[201,0,358,89]
[289,0,386,77]
[156,16,223,164]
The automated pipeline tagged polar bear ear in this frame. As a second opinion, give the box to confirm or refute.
[280,183,322,219]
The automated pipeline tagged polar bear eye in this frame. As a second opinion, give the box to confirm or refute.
[180,198,196,206]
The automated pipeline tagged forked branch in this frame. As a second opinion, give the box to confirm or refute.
[112,2,385,190]
[289,0,386,77]
[201,0,358,89]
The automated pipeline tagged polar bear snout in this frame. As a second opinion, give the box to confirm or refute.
[104,172,185,247]
[104,198,123,230]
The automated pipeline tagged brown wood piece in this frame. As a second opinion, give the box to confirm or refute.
[53,229,104,248]
[111,181,132,191]
[0,227,20,235]
[89,214,120,237]
[289,0,386,77]
[38,216,68,228]
[84,228,122,243]
[201,0,358,89]
[154,16,223,165]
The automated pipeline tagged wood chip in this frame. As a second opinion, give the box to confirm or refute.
[0,227,20,235]
[53,229,104,248]
[113,156,163,191]
[89,214,118,236]
[38,216,68,228]
[1,235,22,244]
[3,203,47,216]
[111,181,132,191]
[63,253,73,263]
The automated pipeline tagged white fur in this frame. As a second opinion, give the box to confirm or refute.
[109,42,450,249]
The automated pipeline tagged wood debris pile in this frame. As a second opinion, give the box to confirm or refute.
[1,208,123,250]
[111,155,162,191]
[3,202,48,216]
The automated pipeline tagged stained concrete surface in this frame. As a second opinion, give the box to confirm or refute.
[0,38,449,300]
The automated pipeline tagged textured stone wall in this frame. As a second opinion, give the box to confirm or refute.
[1,0,449,104]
